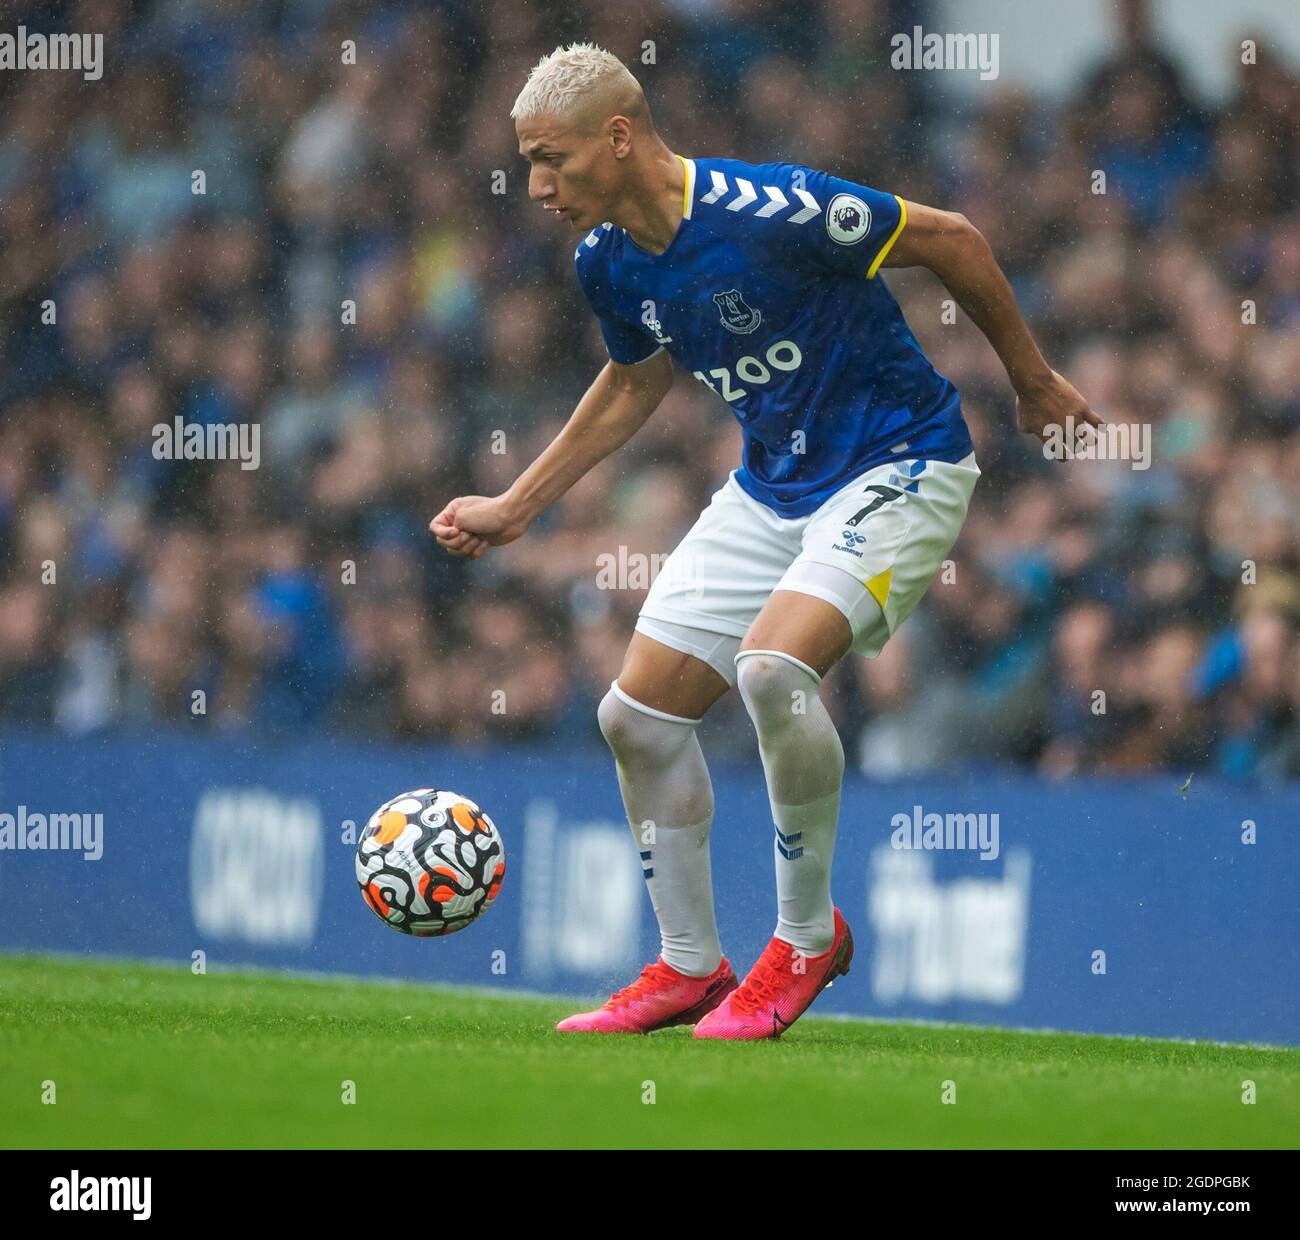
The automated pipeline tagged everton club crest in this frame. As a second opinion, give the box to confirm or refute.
[713,289,762,335]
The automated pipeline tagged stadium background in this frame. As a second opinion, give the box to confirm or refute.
[1,0,1297,779]
[0,0,1298,1055]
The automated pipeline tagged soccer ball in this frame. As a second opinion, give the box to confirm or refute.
[356,788,505,936]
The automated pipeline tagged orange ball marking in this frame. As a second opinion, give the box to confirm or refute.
[451,802,479,833]
[375,811,407,845]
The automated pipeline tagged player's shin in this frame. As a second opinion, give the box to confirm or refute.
[596,683,723,977]
[735,650,844,955]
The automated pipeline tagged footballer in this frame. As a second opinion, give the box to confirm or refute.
[432,43,1100,1039]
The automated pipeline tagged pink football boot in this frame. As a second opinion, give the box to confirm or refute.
[555,956,739,1034]
[693,909,853,1040]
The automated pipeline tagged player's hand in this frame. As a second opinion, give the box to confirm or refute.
[429,495,530,559]
[1014,369,1103,446]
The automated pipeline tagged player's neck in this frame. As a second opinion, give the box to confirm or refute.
[612,146,685,256]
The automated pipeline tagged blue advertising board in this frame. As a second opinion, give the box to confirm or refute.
[0,730,1295,1045]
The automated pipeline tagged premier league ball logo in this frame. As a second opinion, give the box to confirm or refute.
[827,193,872,245]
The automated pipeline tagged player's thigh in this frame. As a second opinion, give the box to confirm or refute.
[637,471,800,691]
[787,453,980,658]
[615,629,731,721]
[738,589,853,679]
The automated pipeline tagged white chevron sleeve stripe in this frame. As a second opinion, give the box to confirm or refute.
[788,187,820,224]
[727,178,758,211]
[700,170,728,203]
[755,185,789,217]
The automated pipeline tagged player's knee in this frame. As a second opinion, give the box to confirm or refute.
[736,652,807,727]
[597,686,630,750]
[597,684,687,765]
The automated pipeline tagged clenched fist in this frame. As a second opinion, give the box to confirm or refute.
[1015,369,1103,445]
[429,495,530,559]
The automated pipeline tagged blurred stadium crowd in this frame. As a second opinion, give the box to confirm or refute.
[1,0,1297,782]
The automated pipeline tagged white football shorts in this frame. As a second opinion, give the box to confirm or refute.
[636,453,980,687]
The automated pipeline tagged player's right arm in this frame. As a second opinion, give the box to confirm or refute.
[430,349,673,559]
[879,200,1100,442]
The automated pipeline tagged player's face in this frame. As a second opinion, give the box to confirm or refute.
[517,116,617,231]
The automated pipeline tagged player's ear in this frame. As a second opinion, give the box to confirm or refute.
[607,115,633,158]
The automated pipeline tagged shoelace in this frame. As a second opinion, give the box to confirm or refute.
[731,941,796,1015]
[606,959,674,1008]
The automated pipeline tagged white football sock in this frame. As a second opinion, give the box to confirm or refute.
[597,681,722,977]
[735,649,844,955]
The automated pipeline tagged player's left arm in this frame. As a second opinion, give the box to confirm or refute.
[880,201,1102,442]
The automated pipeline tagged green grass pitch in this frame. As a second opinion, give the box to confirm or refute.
[1,954,1295,1149]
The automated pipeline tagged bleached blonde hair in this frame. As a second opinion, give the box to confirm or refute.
[510,42,646,129]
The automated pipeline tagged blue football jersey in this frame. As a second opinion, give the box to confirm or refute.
[573,155,974,517]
